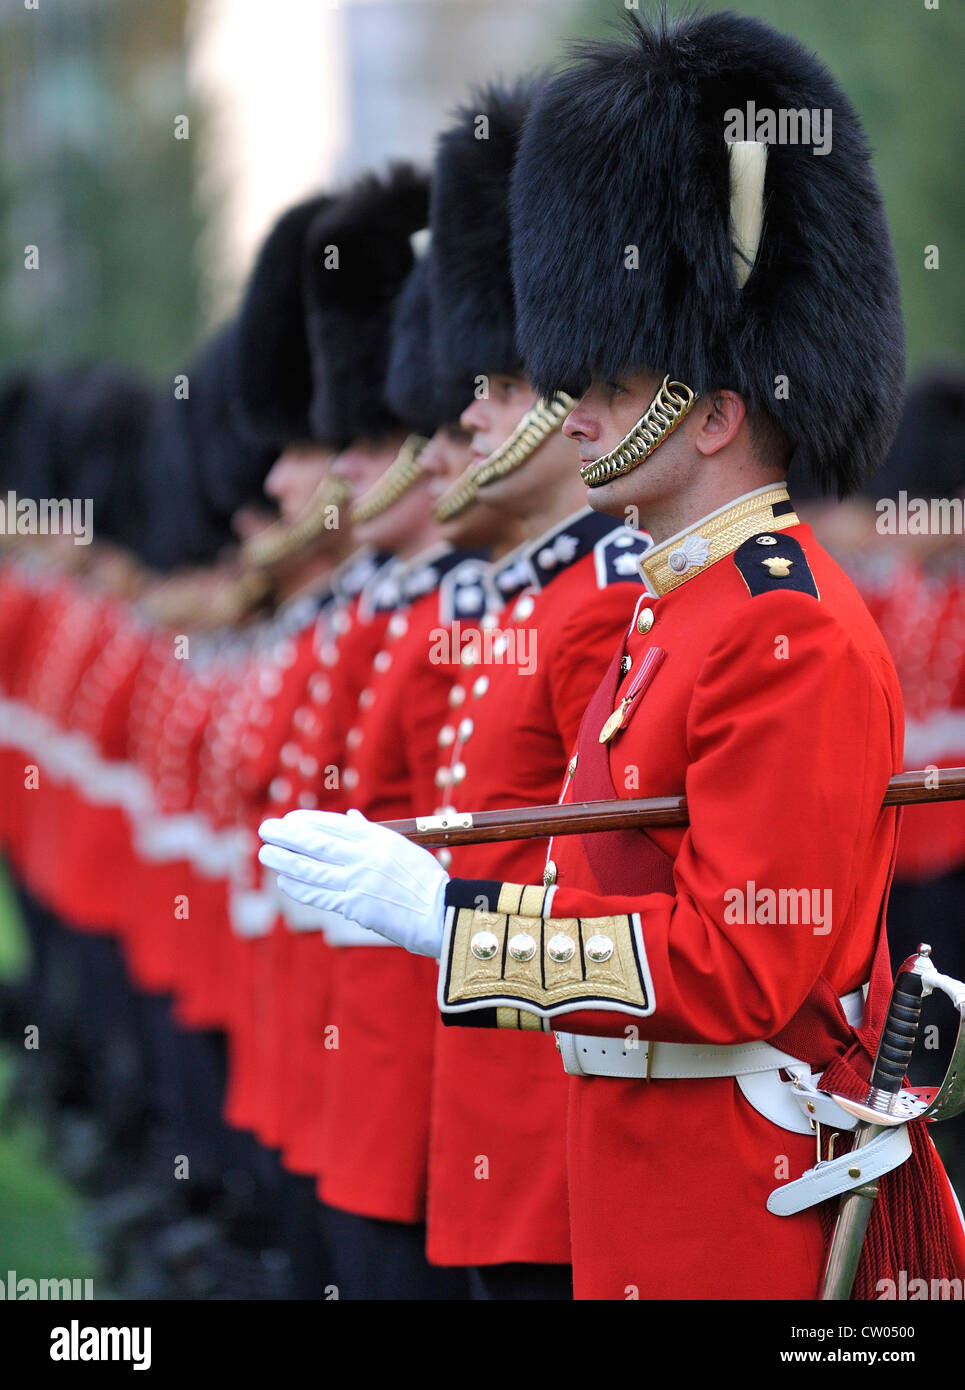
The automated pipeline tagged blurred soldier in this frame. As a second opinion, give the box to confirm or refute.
[269,169,475,1299]
[415,82,651,1300]
[262,12,965,1299]
[839,373,965,1160]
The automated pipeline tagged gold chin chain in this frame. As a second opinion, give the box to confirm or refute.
[349,433,429,524]
[241,473,350,571]
[472,392,576,490]
[433,464,479,523]
[579,376,697,488]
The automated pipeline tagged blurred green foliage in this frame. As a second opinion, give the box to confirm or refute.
[0,0,201,384]
[567,0,965,373]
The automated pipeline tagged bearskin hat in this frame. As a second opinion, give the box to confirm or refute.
[383,252,440,436]
[429,79,541,411]
[189,323,277,518]
[233,194,332,449]
[510,11,905,495]
[869,368,965,501]
[52,366,156,545]
[303,164,429,447]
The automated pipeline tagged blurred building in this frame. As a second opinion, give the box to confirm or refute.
[0,0,200,375]
[189,0,578,323]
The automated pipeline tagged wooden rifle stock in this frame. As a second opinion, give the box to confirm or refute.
[379,766,965,849]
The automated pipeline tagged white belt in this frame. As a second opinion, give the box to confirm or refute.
[556,989,864,1084]
[768,1125,913,1216]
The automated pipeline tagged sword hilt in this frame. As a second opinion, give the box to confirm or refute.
[866,943,931,1113]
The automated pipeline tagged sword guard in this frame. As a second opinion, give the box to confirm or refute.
[828,1088,931,1128]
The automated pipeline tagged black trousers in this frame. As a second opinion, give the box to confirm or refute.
[318,1204,470,1300]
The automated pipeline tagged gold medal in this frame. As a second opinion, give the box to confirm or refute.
[599,700,629,744]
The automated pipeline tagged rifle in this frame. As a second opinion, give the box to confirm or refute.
[380,766,965,848]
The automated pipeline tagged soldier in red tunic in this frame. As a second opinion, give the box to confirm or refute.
[261,12,965,1299]
[416,81,652,1301]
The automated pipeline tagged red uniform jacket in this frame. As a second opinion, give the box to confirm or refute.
[427,511,652,1268]
[316,546,488,1222]
[435,486,958,1298]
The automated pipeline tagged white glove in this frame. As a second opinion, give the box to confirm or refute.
[258,808,448,959]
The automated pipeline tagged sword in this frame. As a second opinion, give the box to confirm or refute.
[819,944,965,1300]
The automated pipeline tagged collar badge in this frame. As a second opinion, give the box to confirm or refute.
[667,533,710,575]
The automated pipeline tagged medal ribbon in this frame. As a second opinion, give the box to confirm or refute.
[599,646,666,743]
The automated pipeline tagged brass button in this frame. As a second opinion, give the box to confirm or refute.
[436,848,452,870]
[435,767,451,788]
[470,931,500,961]
[508,933,537,963]
[636,607,654,635]
[358,688,375,709]
[848,1166,861,1180]
[449,685,466,708]
[547,934,575,964]
[451,762,466,785]
[342,767,359,791]
[457,717,474,742]
[513,595,535,621]
[373,650,392,673]
[437,725,456,747]
[542,860,558,886]
[585,934,614,964]
[473,675,490,699]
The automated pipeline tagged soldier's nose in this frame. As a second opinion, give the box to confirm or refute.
[459,397,488,434]
[563,404,596,443]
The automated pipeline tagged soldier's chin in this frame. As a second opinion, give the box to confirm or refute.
[583,476,632,520]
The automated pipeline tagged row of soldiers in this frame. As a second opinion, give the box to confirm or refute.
[1,12,963,1299]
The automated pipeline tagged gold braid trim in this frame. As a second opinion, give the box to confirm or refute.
[579,377,696,488]
[432,463,479,523]
[349,434,428,524]
[241,474,350,571]
[472,392,576,490]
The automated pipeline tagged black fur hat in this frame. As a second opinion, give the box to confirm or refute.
[303,164,429,447]
[869,368,965,501]
[430,80,541,411]
[52,366,156,545]
[384,253,440,436]
[510,11,905,495]
[137,388,235,570]
[233,194,332,449]
[191,323,277,518]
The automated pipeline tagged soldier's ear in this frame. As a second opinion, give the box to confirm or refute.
[693,390,746,458]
